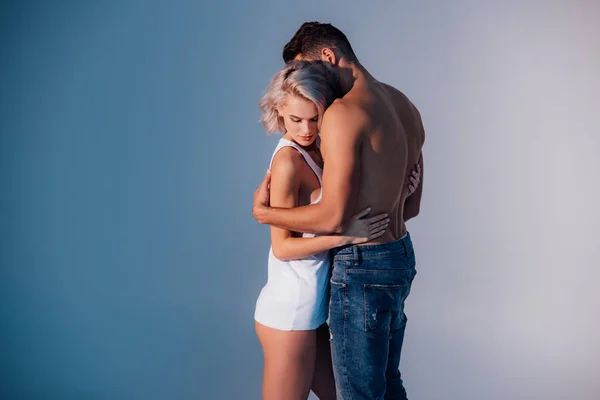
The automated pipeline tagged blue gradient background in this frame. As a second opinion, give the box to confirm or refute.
[2,1,599,399]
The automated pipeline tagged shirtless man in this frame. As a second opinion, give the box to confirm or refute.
[253,22,425,400]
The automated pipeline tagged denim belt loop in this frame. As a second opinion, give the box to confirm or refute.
[352,245,360,265]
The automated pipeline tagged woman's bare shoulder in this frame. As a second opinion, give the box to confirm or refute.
[270,146,304,188]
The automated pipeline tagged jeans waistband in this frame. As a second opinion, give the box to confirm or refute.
[332,232,413,261]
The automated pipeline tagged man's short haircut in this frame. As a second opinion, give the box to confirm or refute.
[282,22,357,63]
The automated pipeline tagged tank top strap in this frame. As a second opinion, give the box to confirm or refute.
[269,138,323,184]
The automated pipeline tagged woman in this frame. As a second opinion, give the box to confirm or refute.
[253,60,390,400]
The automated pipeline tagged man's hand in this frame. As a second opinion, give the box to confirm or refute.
[338,207,389,245]
[252,169,272,223]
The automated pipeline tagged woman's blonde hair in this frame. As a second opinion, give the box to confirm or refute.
[259,60,340,134]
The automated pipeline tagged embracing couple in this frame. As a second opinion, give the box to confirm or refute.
[252,22,425,400]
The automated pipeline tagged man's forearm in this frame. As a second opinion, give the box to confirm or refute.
[255,202,341,234]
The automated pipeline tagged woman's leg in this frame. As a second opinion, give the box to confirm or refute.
[310,323,337,400]
[255,321,317,400]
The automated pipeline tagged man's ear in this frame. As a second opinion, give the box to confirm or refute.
[320,48,338,65]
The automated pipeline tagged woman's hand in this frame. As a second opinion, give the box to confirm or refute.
[407,163,421,196]
[338,207,390,245]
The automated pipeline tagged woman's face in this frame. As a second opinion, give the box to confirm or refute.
[279,95,319,146]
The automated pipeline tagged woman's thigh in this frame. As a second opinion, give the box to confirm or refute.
[255,321,317,400]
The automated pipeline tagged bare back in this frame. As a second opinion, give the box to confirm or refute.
[345,81,425,243]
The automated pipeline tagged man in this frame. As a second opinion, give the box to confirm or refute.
[253,22,425,399]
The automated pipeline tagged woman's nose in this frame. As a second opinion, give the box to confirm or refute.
[302,121,311,133]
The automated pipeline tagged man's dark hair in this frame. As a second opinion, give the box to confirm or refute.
[282,22,357,63]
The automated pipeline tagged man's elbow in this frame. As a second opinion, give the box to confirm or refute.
[312,213,343,234]
[316,202,347,233]
[324,213,347,234]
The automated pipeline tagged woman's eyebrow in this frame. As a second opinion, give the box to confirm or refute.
[289,114,318,119]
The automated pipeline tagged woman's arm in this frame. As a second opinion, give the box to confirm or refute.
[274,235,346,262]
[272,212,388,261]
[268,147,339,260]
[268,148,388,261]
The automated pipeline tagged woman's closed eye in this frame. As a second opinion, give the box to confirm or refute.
[289,115,319,123]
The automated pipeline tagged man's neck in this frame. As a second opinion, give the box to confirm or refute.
[339,61,375,95]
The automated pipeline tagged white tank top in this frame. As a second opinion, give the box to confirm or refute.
[254,137,331,331]
[268,137,323,212]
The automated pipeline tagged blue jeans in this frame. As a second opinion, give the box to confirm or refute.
[328,232,417,400]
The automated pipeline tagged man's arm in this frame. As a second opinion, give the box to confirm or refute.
[404,152,423,221]
[253,103,367,234]
[268,147,350,260]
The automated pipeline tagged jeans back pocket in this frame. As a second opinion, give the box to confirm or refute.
[364,283,406,334]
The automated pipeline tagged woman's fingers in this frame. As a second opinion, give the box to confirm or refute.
[412,163,421,175]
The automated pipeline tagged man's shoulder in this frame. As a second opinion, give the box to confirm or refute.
[323,97,368,127]
[380,82,415,109]
[381,82,402,96]
[379,82,423,129]
[320,99,366,146]
[325,97,362,114]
